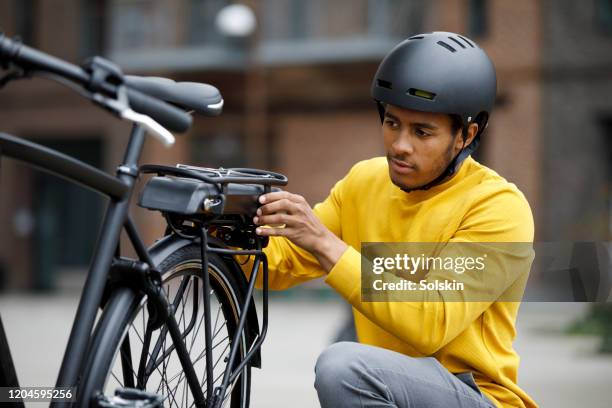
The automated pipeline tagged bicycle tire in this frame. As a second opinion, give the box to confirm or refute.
[78,244,251,408]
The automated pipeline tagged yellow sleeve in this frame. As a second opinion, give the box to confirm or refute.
[324,188,535,355]
[236,166,350,290]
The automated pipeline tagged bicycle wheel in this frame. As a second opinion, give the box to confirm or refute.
[79,244,251,408]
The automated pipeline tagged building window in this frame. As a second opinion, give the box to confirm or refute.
[469,0,488,38]
[13,0,37,46]
[30,137,104,290]
[108,0,231,52]
[186,0,230,46]
[191,132,246,169]
[107,0,428,69]
[80,0,107,57]
[602,118,612,239]
[261,0,423,42]
[596,0,612,33]
[109,0,182,51]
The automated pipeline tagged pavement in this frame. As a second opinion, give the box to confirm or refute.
[1,291,611,407]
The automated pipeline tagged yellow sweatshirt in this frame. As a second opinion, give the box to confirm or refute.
[239,156,536,408]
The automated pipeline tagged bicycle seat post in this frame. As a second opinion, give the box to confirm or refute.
[117,124,146,179]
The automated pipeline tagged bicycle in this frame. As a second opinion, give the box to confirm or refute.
[0,34,285,407]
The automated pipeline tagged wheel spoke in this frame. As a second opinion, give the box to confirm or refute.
[101,262,245,408]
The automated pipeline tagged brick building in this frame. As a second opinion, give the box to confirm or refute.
[0,0,609,289]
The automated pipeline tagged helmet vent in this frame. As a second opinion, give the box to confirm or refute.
[457,35,475,48]
[436,41,457,53]
[407,88,436,101]
[377,79,393,89]
[409,35,424,40]
[449,36,466,49]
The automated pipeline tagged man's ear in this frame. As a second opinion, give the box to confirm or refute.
[464,122,479,146]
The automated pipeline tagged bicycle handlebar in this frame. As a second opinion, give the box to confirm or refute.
[0,34,192,137]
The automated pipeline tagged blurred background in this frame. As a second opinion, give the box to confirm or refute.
[0,0,610,407]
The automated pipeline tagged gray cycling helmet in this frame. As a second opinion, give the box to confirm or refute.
[371,31,497,190]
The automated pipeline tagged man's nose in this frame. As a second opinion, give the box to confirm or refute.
[392,133,415,156]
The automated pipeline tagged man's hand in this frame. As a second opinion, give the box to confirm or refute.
[253,191,347,273]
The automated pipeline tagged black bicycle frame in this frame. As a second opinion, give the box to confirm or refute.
[0,127,143,405]
[0,127,211,407]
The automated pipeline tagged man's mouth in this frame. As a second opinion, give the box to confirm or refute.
[389,157,416,174]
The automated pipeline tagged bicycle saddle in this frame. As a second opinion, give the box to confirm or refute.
[124,75,223,117]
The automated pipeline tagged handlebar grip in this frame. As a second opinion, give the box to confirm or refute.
[126,88,192,133]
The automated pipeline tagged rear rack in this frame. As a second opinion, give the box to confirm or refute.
[138,163,285,406]
[139,163,288,189]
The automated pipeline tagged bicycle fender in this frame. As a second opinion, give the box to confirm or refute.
[148,233,262,368]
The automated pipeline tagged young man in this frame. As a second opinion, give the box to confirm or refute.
[244,32,536,408]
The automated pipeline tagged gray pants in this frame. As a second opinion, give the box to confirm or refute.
[314,342,496,408]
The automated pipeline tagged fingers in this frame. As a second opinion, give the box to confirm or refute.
[259,191,305,205]
[255,226,288,237]
[254,213,289,226]
[254,191,310,236]
[257,198,298,216]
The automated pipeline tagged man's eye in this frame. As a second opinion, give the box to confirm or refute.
[384,119,398,128]
[415,129,430,137]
